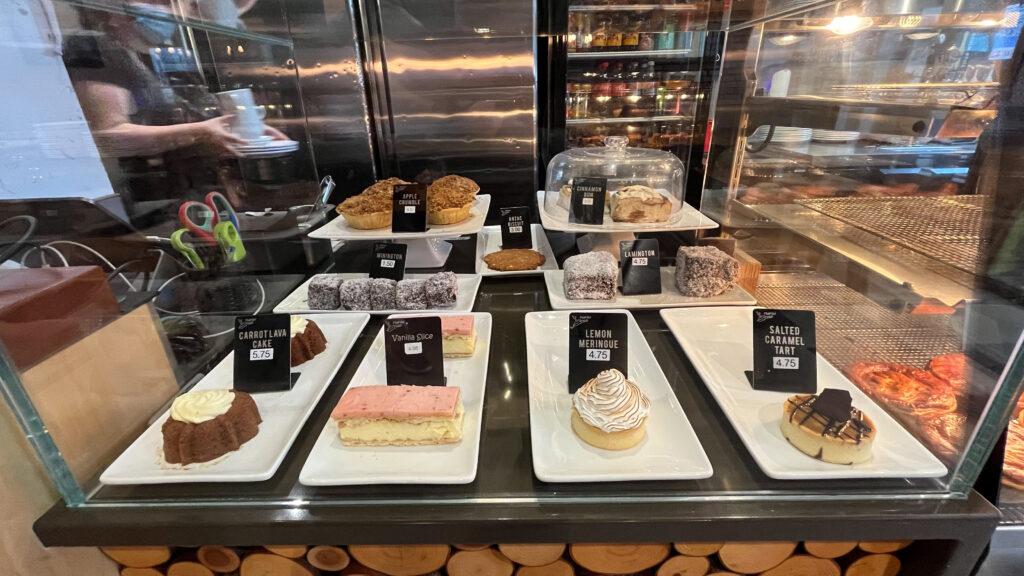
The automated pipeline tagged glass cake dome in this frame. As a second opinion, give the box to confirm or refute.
[544,136,686,227]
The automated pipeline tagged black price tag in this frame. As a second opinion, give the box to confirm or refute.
[749,309,817,393]
[384,316,445,386]
[620,239,661,296]
[392,183,427,232]
[499,206,532,249]
[568,312,628,393]
[370,242,407,281]
[569,177,607,225]
[233,314,293,393]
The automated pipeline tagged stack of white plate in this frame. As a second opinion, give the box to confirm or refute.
[234,137,300,158]
[748,125,812,146]
[771,127,813,143]
[812,129,861,143]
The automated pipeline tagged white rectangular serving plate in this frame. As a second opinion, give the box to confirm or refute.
[525,309,712,482]
[543,268,757,310]
[273,273,482,316]
[308,195,491,240]
[660,306,947,480]
[299,312,492,485]
[536,191,719,233]
[100,313,371,484]
[476,224,559,276]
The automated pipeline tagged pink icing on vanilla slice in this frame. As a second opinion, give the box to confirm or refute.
[440,315,474,336]
[331,385,461,420]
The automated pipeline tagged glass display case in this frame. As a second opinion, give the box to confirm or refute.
[701,0,1024,519]
[2,0,1024,574]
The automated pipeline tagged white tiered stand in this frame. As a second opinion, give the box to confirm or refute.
[309,195,492,268]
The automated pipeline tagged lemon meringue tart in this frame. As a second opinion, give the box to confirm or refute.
[571,368,650,450]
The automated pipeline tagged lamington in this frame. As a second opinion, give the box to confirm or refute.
[674,246,739,297]
[396,279,427,310]
[368,278,398,310]
[307,274,342,310]
[425,271,459,308]
[340,278,373,310]
[563,251,618,300]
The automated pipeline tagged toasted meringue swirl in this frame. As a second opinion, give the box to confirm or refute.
[573,369,650,432]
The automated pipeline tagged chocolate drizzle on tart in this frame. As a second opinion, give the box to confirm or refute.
[788,389,872,446]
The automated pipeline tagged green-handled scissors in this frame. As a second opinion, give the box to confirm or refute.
[170,228,205,270]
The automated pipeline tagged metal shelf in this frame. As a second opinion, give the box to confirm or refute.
[569,3,701,12]
[566,114,691,124]
[568,48,698,59]
[762,11,1008,32]
[59,0,294,47]
[745,95,996,138]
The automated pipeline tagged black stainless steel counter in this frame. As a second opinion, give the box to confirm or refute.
[34,272,1000,575]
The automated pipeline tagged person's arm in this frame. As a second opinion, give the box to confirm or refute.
[75,79,246,157]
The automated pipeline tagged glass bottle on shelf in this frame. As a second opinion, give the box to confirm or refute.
[623,15,640,51]
[591,16,609,52]
[576,83,592,118]
[638,13,655,51]
[568,13,577,53]
[625,61,643,117]
[657,12,676,51]
[606,15,624,51]
[576,12,592,53]
[609,61,628,117]
[592,61,612,117]
[675,11,693,51]
[639,61,657,117]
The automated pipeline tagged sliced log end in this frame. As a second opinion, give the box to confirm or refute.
[197,546,241,573]
[845,554,901,576]
[308,546,351,572]
[120,568,165,576]
[349,545,451,576]
[516,559,576,576]
[803,542,858,560]
[759,554,840,576]
[655,554,710,576]
[455,545,494,551]
[570,544,671,575]
[672,543,724,557]
[717,542,798,574]
[167,561,215,576]
[263,546,309,559]
[447,549,515,576]
[499,544,567,567]
[102,547,174,568]
[857,541,912,555]
[241,553,315,576]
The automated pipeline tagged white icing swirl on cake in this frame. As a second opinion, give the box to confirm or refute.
[572,369,650,432]
[290,315,308,335]
[170,390,235,424]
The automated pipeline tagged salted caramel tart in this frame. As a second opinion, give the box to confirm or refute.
[780,388,875,465]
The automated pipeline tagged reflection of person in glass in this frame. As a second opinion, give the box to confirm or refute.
[63,1,285,225]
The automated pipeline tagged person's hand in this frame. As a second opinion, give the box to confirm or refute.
[263,124,291,141]
[195,116,246,157]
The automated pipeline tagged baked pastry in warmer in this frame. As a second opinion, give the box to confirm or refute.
[571,369,650,450]
[846,362,958,417]
[923,411,966,461]
[483,249,546,271]
[675,246,739,297]
[927,353,968,393]
[162,390,261,465]
[780,388,875,465]
[427,177,476,225]
[290,316,327,367]
[1003,410,1024,490]
[610,185,671,223]
[563,251,617,300]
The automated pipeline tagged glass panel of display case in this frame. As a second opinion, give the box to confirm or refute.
[0,0,324,504]
[702,0,1024,498]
